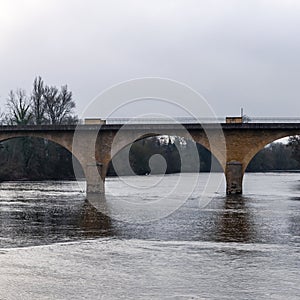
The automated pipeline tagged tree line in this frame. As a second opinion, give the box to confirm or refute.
[0,77,300,181]
[107,136,222,176]
[247,141,300,171]
[2,76,77,125]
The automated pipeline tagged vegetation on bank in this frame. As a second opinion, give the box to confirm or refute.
[246,140,300,172]
[0,77,300,181]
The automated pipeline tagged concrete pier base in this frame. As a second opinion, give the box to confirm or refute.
[226,161,243,195]
[86,163,104,195]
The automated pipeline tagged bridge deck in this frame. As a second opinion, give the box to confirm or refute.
[1,123,300,132]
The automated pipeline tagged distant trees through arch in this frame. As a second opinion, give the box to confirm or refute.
[106,135,223,176]
[246,137,300,172]
[0,137,84,181]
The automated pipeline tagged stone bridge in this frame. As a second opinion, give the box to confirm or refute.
[0,122,299,196]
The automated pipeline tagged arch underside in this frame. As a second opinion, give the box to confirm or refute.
[242,131,300,172]
[104,132,224,178]
[224,130,300,194]
[0,133,86,179]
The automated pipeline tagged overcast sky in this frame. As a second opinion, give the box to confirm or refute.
[1,0,300,118]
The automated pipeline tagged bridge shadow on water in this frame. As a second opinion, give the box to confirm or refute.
[213,195,256,243]
[78,199,114,238]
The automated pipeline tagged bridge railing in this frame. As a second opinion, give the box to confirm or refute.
[105,117,225,124]
[247,117,300,123]
[79,117,300,125]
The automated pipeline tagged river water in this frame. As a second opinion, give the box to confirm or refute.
[0,173,299,299]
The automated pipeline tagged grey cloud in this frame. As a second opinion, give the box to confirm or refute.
[1,0,300,118]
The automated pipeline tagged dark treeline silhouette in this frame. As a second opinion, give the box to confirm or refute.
[287,136,300,165]
[107,136,222,176]
[0,138,79,181]
[247,141,300,172]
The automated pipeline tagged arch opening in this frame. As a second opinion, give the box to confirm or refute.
[246,135,300,173]
[0,136,85,181]
[106,135,223,177]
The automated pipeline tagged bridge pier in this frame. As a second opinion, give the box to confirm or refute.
[86,163,105,195]
[225,161,243,195]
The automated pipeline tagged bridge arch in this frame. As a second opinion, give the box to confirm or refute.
[244,134,300,172]
[241,132,299,172]
[0,132,73,153]
[223,129,300,194]
[0,133,86,180]
[103,133,223,178]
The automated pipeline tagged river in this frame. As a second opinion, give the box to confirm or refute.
[0,173,299,299]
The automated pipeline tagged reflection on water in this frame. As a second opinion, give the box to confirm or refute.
[0,174,299,248]
[0,174,300,299]
[79,200,114,238]
[215,195,255,243]
[0,182,116,247]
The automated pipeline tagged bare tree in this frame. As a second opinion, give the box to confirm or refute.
[31,76,46,125]
[44,84,76,124]
[0,108,6,125]
[43,85,59,124]
[58,85,75,123]
[7,89,32,125]
[5,77,77,126]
